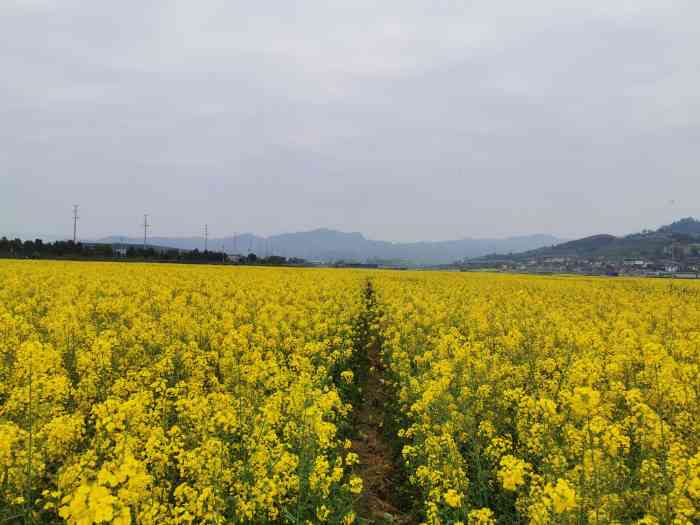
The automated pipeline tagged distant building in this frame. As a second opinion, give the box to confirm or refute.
[543,257,567,264]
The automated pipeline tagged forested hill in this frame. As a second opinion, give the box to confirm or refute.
[491,218,700,260]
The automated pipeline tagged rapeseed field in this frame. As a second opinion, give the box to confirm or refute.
[1,261,699,524]
[375,272,700,524]
[0,262,364,524]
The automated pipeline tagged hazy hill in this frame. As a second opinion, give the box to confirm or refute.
[97,229,563,265]
[658,217,700,236]
[519,234,668,258]
[491,218,700,261]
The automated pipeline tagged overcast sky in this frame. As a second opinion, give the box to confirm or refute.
[2,1,699,242]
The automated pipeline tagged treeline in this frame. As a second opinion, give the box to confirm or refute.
[0,237,227,262]
[1,238,90,257]
[240,253,308,266]
[0,237,310,266]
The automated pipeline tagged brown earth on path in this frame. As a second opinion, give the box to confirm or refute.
[350,296,414,524]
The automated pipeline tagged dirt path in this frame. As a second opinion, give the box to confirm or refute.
[351,282,413,524]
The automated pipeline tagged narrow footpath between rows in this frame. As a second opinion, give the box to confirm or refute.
[350,281,414,525]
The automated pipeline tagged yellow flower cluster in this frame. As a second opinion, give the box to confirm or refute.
[376,272,700,524]
[0,261,365,523]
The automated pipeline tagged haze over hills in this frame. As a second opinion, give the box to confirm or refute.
[10,219,700,266]
[483,218,700,261]
[97,229,564,265]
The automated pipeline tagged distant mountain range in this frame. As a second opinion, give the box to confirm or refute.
[14,218,700,265]
[486,218,700,261]
[96,229,564,265]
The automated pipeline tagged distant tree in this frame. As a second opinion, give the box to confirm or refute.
[266,255,287,265]
[94,244,114,257]
[0,235,227,264]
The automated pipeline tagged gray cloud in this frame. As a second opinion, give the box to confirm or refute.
[2,1,699,241]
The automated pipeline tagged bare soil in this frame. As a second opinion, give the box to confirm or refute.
[351,322,414,525]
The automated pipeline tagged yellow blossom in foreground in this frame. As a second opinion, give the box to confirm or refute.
[498,455,529,491]
[468,507,496,525]
[443,488,462,508]
[544,479,577,513]
[570,386,601,418]
[349,475,363,494]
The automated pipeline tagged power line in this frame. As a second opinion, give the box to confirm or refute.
[142,214,150,248]
[72,205,79,243]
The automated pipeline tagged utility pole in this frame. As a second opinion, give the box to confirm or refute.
[72,205,79,243]
[204,224,208,252]
[233,232,237,254]
[142,214,150,248]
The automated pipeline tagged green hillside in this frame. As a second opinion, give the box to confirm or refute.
[478,218,700,261]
